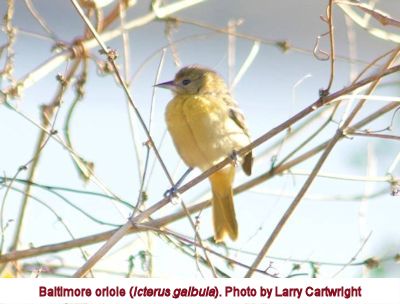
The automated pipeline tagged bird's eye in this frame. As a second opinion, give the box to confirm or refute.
[182,79,191,86]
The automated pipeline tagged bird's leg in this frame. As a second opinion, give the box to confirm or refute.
[164,167,193,199]
[229,150,240,167]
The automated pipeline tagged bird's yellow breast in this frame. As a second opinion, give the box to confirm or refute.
[165,94,249,171]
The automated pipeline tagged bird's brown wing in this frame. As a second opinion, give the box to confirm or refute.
[223,94,253,176]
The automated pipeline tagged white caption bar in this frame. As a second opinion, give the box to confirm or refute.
[0,278,399,304]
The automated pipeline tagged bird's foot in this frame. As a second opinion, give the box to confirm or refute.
[164,185,178,199]
[229,150,240,167]
[163,167,193,203]
[163,186,182,204]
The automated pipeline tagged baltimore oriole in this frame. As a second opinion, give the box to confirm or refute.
[156,66,253,242]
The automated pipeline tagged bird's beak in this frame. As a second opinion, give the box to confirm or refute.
[154,80,176,90]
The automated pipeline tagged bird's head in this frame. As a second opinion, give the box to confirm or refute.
[155,65,228,95]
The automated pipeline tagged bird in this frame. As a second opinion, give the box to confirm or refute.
[156,65,253,242]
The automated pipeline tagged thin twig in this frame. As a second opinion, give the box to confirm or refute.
[325,0,336,93]
[132,50,166,217]
[333,231,373,277]
[351,132,400,141]
[24,0,58,41]
[230,41,260,91]
[119,0,143,182]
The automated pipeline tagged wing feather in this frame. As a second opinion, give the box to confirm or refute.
[222,94,253,175]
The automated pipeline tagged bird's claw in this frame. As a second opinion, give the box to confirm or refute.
[164,186,177,198]
[164,186,181,204]
[229,150,240,167]
[163,167,193,202]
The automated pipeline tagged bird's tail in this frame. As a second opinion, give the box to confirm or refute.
[209,166,238,242]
